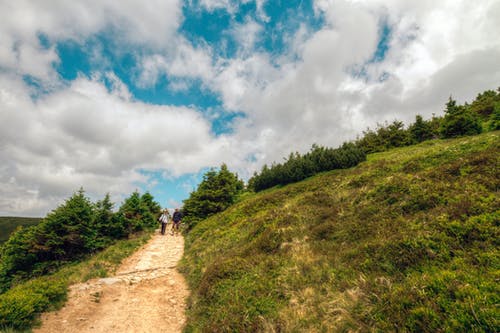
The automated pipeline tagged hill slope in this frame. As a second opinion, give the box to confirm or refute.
[180,132,499,332]
[0,217,41,244]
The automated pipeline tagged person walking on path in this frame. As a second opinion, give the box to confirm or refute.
[159,209,170,235]
[171,208,182,235]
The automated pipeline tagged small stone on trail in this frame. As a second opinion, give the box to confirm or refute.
[99,277,121,285]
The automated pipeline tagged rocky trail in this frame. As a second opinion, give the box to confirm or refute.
[34,232,189,333]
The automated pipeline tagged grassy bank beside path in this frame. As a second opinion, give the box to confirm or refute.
[181,132,499,332]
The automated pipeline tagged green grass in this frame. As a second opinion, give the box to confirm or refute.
[0,217,41,245]
[0,232,151,332]
[180,132,499,332]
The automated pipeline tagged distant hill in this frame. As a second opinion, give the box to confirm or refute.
[0,217,41,244]
[180,131,499,332]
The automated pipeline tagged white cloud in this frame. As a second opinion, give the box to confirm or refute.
[0,74,235,216]
[137,39,215,87]
[231,18,263,56]
[198,0,238,13]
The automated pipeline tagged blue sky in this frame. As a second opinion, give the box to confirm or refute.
[1,0,499,216]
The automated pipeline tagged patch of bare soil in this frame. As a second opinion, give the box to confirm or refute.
[34,232,188,333]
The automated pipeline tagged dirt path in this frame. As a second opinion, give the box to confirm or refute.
[34,232,189,333]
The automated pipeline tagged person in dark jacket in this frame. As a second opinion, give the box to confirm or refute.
[171,208,182,235]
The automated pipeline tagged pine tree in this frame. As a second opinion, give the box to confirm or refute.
[440,97,482,138]
[118,191,144,233]
[409,115,434,143]
[140,192,161,215]
[182,164,244,228]
[94,193,124,244]
[0,188,96,292]
[40,188,96,258]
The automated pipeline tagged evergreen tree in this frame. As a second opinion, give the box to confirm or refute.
[0,188,96,292]
[382,120,411,148]
[117,190,161,233]
[409,115,434,143]
[183,164,244,228]
[440,97,482,138]
[355,120,411,153]
[0,226,37,293]
[118,191,145,233]
[39,188,96,258]
[139,192,160,229]
[94,193,125,243]
[140,192,161,215]
[469,89,500,119]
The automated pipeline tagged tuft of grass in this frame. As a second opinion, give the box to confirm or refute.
[0,232,151,331]
[180,131,500,332]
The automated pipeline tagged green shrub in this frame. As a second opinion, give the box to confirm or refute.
[406,306,441,332]
[0,278,66,330]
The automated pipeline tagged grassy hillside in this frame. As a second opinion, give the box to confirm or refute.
[0,217,41,244]
[180,132,499,332]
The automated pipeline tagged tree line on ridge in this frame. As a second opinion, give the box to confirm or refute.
[181,88,500,228]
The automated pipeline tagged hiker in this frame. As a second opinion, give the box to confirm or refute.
[171,208,182,235]
[159,209,170,235]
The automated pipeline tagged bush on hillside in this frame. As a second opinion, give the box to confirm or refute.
[0,278,66,330]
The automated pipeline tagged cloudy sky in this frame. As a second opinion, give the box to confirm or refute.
[1,0,499,217]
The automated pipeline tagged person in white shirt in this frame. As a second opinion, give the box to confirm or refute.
[159,209,170,235]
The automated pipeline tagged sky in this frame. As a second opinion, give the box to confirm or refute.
[1,0,499,217]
